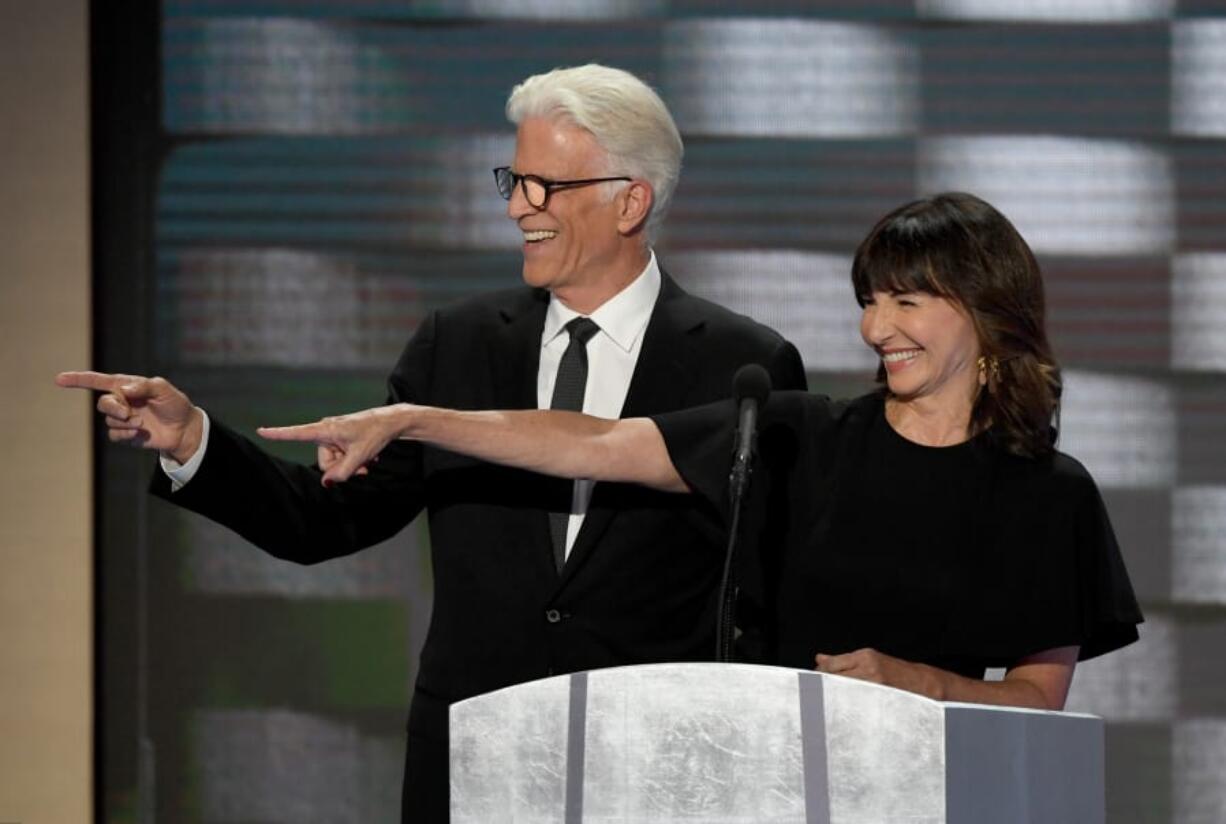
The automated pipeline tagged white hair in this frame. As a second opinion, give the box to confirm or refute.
[506,64,683,242]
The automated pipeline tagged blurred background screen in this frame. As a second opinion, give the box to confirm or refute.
[94,2,1226,822]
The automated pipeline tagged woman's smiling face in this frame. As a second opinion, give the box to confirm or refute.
[859,289,982,408]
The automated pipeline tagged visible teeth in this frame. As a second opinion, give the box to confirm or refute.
[523,230,557,242]
[882,350,918,363]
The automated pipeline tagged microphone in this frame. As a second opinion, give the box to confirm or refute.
[716,364,772,662]
[728,364,771,504]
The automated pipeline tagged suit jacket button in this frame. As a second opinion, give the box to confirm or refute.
[545,609,562,623]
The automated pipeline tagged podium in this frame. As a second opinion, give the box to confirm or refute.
[450,663,1102,823]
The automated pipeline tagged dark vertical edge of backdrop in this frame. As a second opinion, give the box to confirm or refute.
[90,0,165,820]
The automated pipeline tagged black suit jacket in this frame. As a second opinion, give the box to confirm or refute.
[151,271,806,820]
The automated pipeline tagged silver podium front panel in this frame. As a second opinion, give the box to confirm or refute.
[450,662,1102,823]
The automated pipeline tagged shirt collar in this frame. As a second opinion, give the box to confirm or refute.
[541,251,661,353]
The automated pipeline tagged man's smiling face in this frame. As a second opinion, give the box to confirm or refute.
[506,116,626,300]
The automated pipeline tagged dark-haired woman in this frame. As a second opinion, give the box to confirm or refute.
[259,192,1142,711]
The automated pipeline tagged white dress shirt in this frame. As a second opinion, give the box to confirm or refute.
[161,410,210,491]
[163,252,663,559]
[537,252,661,560]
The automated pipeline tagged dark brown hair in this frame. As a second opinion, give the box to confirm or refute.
[850,192,1061,457]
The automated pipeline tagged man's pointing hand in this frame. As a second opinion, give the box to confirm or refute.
[56,371,204,464]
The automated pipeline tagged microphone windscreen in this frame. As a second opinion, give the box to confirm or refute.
[733,364,772,407]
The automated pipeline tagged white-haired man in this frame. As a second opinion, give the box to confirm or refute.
[61,64,806,821]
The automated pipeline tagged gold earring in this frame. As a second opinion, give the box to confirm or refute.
[977,355,1002,385]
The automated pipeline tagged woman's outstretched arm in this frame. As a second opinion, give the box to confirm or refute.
[259,404,688,492]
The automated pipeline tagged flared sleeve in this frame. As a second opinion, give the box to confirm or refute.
[940,450,1143,667]
[1067,465,1144,660]
[651,398,739,519]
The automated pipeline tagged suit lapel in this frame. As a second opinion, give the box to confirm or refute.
[558,272,702,585]
[618,273,699,419]
[493,288,548,410]
[493,289,562,578]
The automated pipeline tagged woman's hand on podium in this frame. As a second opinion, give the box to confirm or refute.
[816,645,1079,710]
[816,648,944,700]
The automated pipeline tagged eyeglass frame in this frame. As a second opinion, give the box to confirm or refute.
[493,166,633,210]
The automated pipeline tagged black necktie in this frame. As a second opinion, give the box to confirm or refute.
[548,316,600,571]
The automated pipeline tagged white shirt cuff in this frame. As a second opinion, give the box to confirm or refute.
[160,409,211,492]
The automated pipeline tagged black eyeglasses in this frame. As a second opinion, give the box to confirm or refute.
[493,166,632,210]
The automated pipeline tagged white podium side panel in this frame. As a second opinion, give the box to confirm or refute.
[1021,711,1103,824]
[944,703,1104,824]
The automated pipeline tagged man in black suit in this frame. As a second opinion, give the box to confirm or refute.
[61,64,805,821]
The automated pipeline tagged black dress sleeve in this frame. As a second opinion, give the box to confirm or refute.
[1068,465,1144,660]
[651,398,739,518]
[942,450,1143,668]
[1020,454,1143,662]
[650,391,828,520]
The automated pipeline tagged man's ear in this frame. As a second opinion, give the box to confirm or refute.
[616,180,654,236]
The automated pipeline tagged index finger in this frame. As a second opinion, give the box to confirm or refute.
[56,370,126,392]
[815,652,852,673]
[257,423,329,443]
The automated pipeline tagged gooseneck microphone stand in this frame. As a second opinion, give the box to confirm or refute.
[715,364,771,663]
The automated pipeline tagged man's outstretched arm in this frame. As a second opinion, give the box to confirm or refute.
[57,369,427,562]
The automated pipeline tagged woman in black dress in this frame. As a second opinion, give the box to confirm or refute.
[258,192,1142,711]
